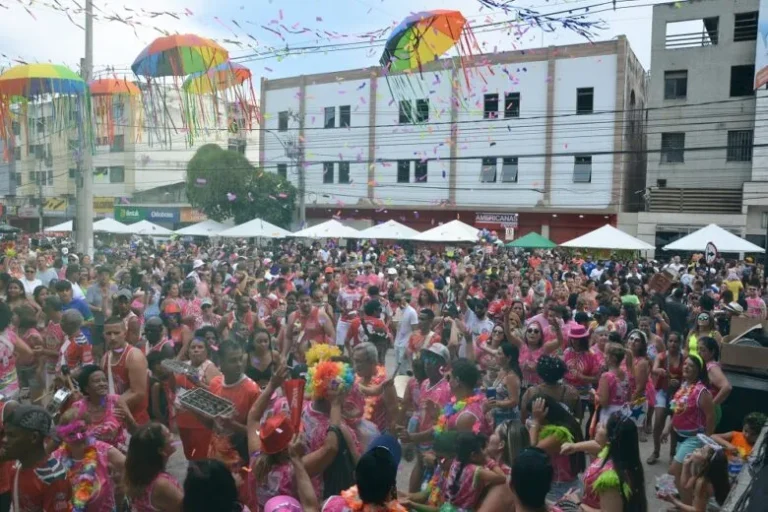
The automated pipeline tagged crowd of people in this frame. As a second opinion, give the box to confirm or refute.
[0,236,764,512]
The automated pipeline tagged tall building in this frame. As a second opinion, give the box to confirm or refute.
[638,0,759,250]
[260,37,646,241]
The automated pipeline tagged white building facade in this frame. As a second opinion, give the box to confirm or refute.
[260,38,646,242]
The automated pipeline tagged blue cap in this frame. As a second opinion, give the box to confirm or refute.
[366,433,402,469]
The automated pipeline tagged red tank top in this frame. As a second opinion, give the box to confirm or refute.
[102,346,150,425]
[294,308,326,344]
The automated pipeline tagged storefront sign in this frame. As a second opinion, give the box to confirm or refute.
[180,208,206,223]
[94,197,115,215]
[114,206,179,224]
[43,198,68,218]
[475,212,519,228]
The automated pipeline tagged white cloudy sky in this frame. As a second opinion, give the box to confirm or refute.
[0,0,683,81]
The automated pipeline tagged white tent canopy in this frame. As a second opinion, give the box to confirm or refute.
[93,218,131,234]
[663,224,765,253]
[175,219,231,237]
[411,219,479,243]
[44,220,73,233]
[125,220,174,236]
[560,224,654,250]
[356,220,420,240]
[218,218,291,239]
[44,218,130,234]
[291,219,360,239]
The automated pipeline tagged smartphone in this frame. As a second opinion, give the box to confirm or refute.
[485,388,497,399]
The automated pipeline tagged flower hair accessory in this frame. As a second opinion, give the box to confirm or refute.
[57,420,88,444]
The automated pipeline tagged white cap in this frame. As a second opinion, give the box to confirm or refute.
[387,268,397,276]
[192,259,205,270]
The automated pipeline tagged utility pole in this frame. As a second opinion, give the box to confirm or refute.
[37,161,43,233]
[286,140,305,226]
[75,0,94,256]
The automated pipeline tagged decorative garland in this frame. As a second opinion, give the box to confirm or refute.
[60,442,100,512]
[338,486,407,512]
[539,425,574,444]
[434,393,484,436]
[362,366,387,422]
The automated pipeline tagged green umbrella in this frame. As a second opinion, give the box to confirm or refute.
[505,232,556,249]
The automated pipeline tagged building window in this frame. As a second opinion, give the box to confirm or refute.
[111,134,125,153]
[94,167,109,182]
[228,139,246,154]
[278,111,289,132]
[576,88,594,114]
[45,144,52,167]
[323,162,334,184]
[414,160,428,182]
[324,106,335,129]
[339,105,351,128]
[501,157,519,183]
[661,132,685,163]
[415,99,429,123]
[730,65,755,97]
[726,130,753,161]
[398,101,412,124]
[15,173,21,186]
[14,147,20,161]
[110,166,125,183]
[69,168,76,179]
[338,162,350,184]
[397,160,410,183]
[36,117,45,134]
[665,17,719,49]
[11,121,20,136]
[29,144,45,160]
[664,70,688,99]
[480,157,497,182]
[277,163,287,179]
[28,172,35,184]
[573,155,592,183]
[47,170,53,186]
[734,12,758,42]
[483,94,499,119]
[504,93,520,118]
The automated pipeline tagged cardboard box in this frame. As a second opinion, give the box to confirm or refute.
[721,322,768,372]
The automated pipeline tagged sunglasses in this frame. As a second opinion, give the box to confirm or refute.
[492,329,504,334]
[527,328,540,334]
[629,336,641,342]
[697,314,710,322]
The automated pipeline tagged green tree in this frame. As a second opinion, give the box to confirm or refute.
[186,144,297,228]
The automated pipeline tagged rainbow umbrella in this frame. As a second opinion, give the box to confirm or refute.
[131,34,229,78]
[0,63,85,96]
[89,78,140,96]
[183,61,251,94]
[380,10,467,73]
[89,79,142,145]
[182,61,258,144]
[0,64,87,163]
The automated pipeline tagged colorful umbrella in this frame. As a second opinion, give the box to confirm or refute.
[89,79,142,146]
[183,61,251,95]
[0,64,88,164]
[380,10,467,73]
[131,34,229,78]
[89,78,140,96]
[0,64,85,96]
[182,61,258,145]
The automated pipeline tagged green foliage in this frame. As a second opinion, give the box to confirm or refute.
[186,144,297,228]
